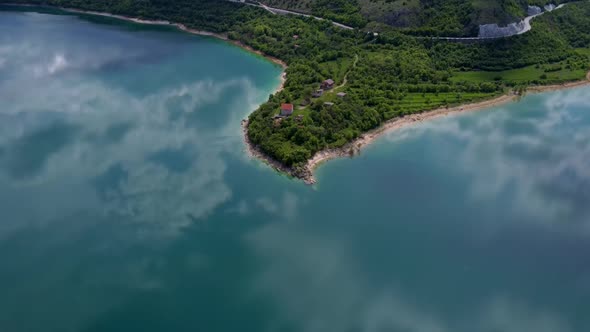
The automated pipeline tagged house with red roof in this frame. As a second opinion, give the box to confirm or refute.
[280,103,294,116]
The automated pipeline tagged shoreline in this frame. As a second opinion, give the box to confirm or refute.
[241,93,518,185]
[241,93,520,185]
[3,3,294,178]
[1,4,288,85]
[61,8,289,69]
[244,72,590,185]
[43,7,289,169]
[304,94,518,184]
[242,118,305,181]
[303,73,590,184]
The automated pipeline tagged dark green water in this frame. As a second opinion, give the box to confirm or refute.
[1,8,589,332]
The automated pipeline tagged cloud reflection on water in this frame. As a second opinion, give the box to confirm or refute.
[1,10,588,332]
[247,218,572,332]
[381,87,590,231]
[0,14,275,329]
[0,60,263,237]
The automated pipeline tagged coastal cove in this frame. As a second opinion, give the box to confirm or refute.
[0,4,288,70]
[1,10,590,332]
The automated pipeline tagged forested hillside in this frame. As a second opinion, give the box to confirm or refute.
[1,0,589,175]
[263,0,576,36]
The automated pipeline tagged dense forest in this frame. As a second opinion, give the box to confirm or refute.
[1,0,589,174]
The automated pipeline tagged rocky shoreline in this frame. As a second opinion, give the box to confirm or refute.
[241,119,315,184]
[59,7,296,180]
[241,94,519,185]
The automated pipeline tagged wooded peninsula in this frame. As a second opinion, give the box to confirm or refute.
[3,0,590,182]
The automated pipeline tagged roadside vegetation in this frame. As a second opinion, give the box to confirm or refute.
[263,0,577,36]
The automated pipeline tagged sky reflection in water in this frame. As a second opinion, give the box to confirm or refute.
[0,9,589,332]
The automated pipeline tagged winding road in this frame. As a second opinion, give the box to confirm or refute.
[516,4,566,35]
[230,1,354,30]
[425,3,568,41]
[237,1,570,41]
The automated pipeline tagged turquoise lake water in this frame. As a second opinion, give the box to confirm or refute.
[1,8,589,332]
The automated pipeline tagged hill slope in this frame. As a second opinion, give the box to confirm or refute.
[261,0,574,36]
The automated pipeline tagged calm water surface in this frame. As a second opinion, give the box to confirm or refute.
[1,8,589,332]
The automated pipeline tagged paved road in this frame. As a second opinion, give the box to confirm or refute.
[233,0,568,40]
[248,1,354,30]
[517,4,565,36]
[428,3,567,41]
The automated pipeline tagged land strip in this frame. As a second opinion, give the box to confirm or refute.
[301,74,590,184]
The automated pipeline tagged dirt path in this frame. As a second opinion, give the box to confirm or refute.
[331,54,358,91]
[297,54,358,110]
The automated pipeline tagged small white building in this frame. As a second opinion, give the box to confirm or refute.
[312,89,324,98]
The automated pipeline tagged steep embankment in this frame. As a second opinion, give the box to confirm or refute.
[478,3,566,38]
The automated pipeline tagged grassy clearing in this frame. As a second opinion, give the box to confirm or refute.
[381,92,499,118]
[318,57,354,84]
[450,62,587,85]
[575,48,590,57]
[299,89,498,120]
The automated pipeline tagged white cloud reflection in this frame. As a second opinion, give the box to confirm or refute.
[382,87,590,231]
[1,12,586,332]
[247,220,573,332]
[0,11,284,332]
[0,60,263,236]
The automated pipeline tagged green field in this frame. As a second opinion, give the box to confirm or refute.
[296,88,498,120]
[576,48,590,57]
[381,92,499,118]
[450,63,587,85]
[318,57,354,84]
